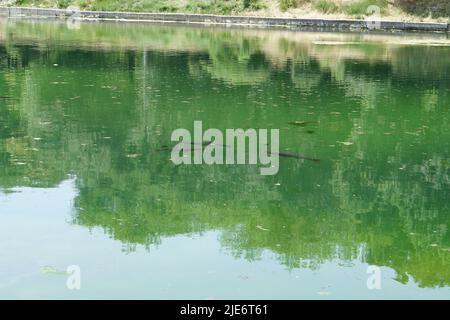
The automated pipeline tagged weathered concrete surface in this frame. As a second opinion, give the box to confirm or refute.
[0,6,448,32]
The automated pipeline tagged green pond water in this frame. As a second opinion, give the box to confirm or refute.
[0,20,450,299]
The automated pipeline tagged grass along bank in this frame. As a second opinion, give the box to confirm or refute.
[8,0,450,22]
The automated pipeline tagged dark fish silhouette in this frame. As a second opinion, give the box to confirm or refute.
[188,141,213,146]
[158,143,320,162]
[156,143,211,152]
[156,146,170,152]
[187,142,231,148]
[271,151,320,163]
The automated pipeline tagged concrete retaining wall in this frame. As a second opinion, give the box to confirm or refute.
[0,6,448,32]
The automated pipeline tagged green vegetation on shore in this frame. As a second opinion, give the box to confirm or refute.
[8,0,450,19]
[305,0,448,18]
[14,0,264,14]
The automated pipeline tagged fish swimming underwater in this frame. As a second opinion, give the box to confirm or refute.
[158,142,229,151]
[160,144,320,163]
[156,146,170,152]
[271,151,320,162]
[187,141,231,148]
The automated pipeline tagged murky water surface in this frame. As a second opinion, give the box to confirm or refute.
[0,20,449,299]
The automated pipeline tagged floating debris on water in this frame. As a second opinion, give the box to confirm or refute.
[39,266,66,275]
[318,288,331,296]
[256,225,269,231]
[126,154,141,158]
[289,121,315,127]
[337,141,354,146]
